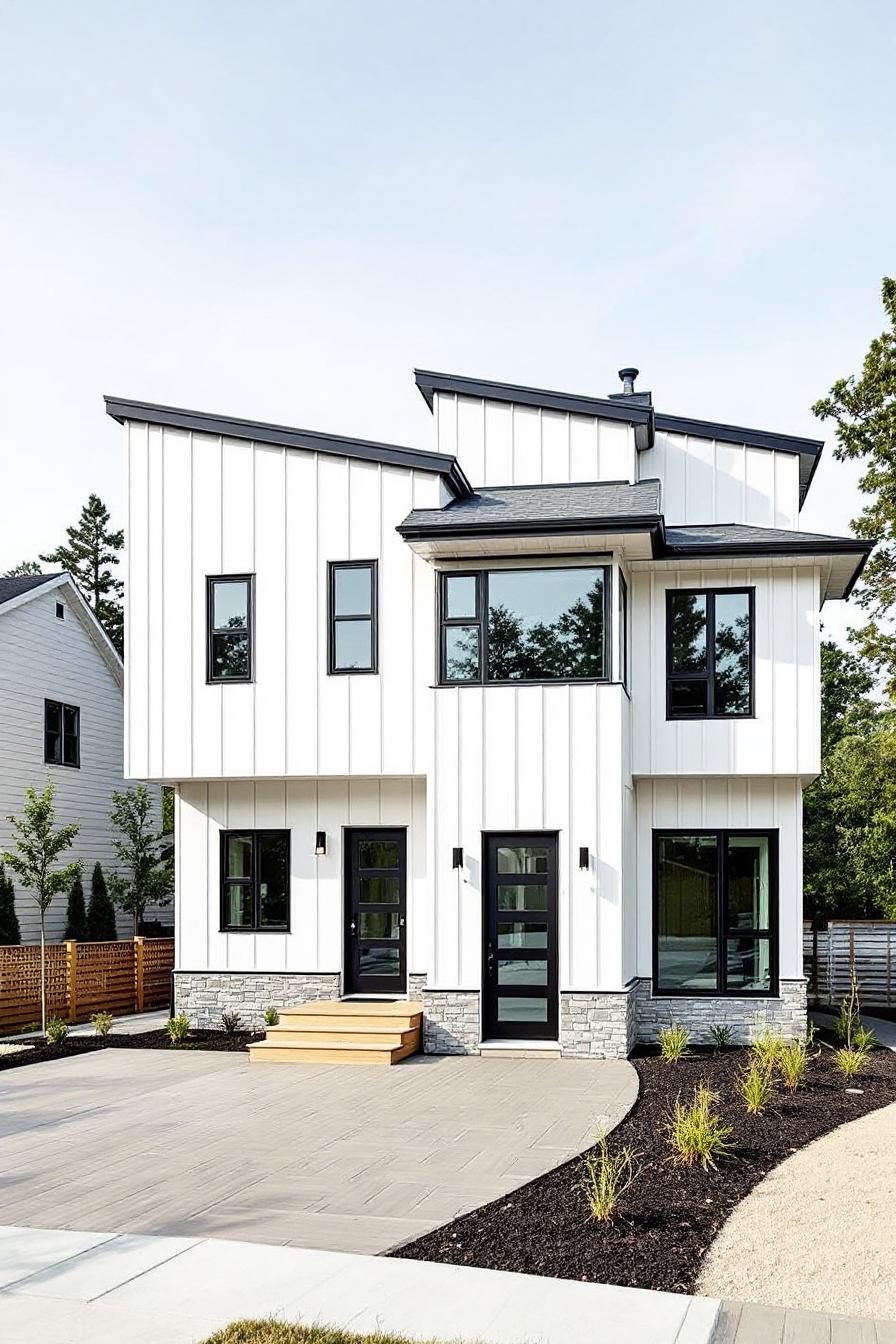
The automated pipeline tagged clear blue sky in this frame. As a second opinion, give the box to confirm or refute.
[1,1,892,639]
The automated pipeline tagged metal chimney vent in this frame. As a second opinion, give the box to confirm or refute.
[618,367,639,396]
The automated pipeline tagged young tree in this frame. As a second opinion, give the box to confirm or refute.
[86,861,118,941]
[40,494,124,655]
[108,786,173,936]
[813,277,896,696]
[0,863,21,945]
[2,780,81,1031]
[3,561,43,578]
[64,872,89,942]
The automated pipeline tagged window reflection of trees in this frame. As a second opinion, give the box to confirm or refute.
[486,577,605,681]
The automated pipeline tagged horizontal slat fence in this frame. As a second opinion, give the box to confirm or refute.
[0,938,174,1032]
[804,921,896,1008]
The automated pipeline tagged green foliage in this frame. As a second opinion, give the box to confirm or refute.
[835,967,864,1048]
[2,560,43,577]
[167,1013,190,1045]
[108,786,173,935]
[40,493,124,655]
[221,1011,242,1035]
[45,1017,68,1044]
[87,862,117,941]
[737,1060,774,1114]
[749,1025,784,1071]
[200,1319,445,1344]
[658,1023,689,1062]
[666,1083,733,1170]
[91,1012,114,1037]
[708,1024,733,1049]
[64,872,88,942]
[854,1024,877,1052]
[581,1131,641,1223]
[834,1046,868,1079]
[0,863,21,945]
[263,1007,280,1027]
[777,1038,810,1092]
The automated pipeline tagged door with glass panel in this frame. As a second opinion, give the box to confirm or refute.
[483,834,559,1040]
[344,829,407,995]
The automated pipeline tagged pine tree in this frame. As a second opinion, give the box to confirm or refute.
[64,872,89,941]
[40,495,124,655]
[87,861,118,941]
[3,561,43,578]
[0,863,21,945]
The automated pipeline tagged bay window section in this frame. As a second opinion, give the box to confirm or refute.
[667,588,753,719]
[654,829,776,996]
[439,564,609,684]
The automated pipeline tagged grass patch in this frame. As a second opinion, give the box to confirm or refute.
[200,1321,448,1344]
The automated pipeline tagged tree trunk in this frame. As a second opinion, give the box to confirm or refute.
[133,906,139,939]
[39,908,47,1035]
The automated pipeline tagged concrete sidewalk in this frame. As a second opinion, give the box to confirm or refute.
[811,1010,896,1050]
[0,1225,720,1344]
[1,1009,168,1043]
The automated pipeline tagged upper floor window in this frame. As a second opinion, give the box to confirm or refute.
[45,699,80,768]
[439,564,609,685]
[666,588,753,719]
[618,571,629,690]
[328,561,377,674]
[653,830,777,996]
[220,829,290,932]
[55,601,65,620]
[207,575,253,683]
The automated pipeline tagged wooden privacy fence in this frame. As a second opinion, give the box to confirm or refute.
[804,921,896,1008]
[0,937,174,1032]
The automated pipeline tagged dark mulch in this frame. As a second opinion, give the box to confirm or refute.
[0,1028,261,1072]
[392,1044,896,1295]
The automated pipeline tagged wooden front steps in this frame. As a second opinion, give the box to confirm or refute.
[248,999,423,1065]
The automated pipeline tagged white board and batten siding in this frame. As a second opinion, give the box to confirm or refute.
[639,431,801,529]
[0,587,162,942]
[125,422,443,783]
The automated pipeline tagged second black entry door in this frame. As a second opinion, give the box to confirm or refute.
[483,833,559,1040]
[344,828,407,995]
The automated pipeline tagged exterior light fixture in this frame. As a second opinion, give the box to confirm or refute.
[452,847,464,869]
[578,846,589,869]
[314,831,327,856]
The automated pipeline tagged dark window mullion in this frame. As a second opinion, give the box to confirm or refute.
[718,826,727,994]
[707,594,717,717]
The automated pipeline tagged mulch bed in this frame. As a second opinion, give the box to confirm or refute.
[0,1028,261,1072]
[392,1042,896,1294]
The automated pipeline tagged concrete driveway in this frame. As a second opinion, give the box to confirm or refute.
[0,1049,637,1254]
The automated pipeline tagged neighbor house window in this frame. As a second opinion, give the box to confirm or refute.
[666,588,753,718]
[328,561,377,673]
[220,830,290,932]
[55,602,65,620]
[44,700,80,768]
[653,830,777,996]
[207,575,253,683]
[618,571,629,690]
[438,565,609,684]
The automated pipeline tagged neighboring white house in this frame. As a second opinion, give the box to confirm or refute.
[0,572,169,943]
[108,366,871,1056]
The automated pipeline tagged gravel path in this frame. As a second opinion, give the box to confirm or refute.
[699,1100,896,1320]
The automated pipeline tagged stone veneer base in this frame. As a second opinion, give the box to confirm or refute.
[633,977,808,1045]
[173,971,340,1030]
[560,988,637,1059]
[416,984,480,1055]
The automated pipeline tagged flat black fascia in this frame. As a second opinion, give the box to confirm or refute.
[397,513,665,546]
[660,535,873,599]
[104,396,473,499]
[654,411,823,459]
[414,369,655,433]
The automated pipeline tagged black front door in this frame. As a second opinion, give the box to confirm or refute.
[483,833,559,1040]
[344,828,407,995]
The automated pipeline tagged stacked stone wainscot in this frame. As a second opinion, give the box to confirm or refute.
[633,978,807,1044]
[174,972,340,1030]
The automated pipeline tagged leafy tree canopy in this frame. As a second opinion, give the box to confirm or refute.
[108,785,173,936]
[3,560,43,577]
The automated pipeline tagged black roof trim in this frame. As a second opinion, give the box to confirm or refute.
[398,514,664,544]
[662,527,874,599]
[104,396,473,499]
[654,412,823,458]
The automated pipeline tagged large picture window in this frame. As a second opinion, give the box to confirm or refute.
[666,588,753,719]
[220,830,290,932]
[44,699,80,768]
[439,565,609,684]
[653,830,777,996]
[207,575,253,683]
[328,561,377,673]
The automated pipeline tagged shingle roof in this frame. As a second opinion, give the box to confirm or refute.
[0,573,61,604]
[664,524,872,555]
[398,479,663,538]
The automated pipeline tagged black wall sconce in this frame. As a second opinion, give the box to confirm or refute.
[452,847,464,869]
[315,831,327,856]
[578,846,589,869]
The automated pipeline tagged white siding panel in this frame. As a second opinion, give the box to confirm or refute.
[125,423,150,778]
[569,415,599,481]
[512,406,541,485]
[640,432,800,528]
[191,433,223,779]
[161,429,192,780]
[540,411,569,484]
[253,448,288,778]
[285,451,318,776]
[484,401,513,483]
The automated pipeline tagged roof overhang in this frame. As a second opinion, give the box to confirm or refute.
[654,535,873,601]
[400,519,662,562]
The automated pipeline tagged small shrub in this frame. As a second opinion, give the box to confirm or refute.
[737,1060,774,1114]
[45,1017,69,1045]
[777,1038,809,1092]
[263,1007,279,1027]
[659,1023,689,1062]
[581,1131,641,1223]
[221,1011,242,1035]
[91,1012,114,1037]
[167,1012,190,1045]
[666,1083,733,1170]
[853,1024,876,1053]
[708,1024,733,1049]
[834,1046,868,1079]
[750,1025,784,1071]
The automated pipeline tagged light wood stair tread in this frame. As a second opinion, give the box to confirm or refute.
[280,1000,423,1018]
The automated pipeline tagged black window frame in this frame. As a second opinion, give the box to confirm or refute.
[618,569,629,691]
[651,827,779,998]
[206,574,254,685]
[44,698,80,769]
[327,560,378,675]
[437,562,612,687]
[666,586,755,720]
[55,601,65,620]
[219,828,291,933]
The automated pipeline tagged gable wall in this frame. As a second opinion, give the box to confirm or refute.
[639,430,801,528]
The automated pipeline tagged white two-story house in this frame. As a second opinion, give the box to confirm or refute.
[108,365,870,1056]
